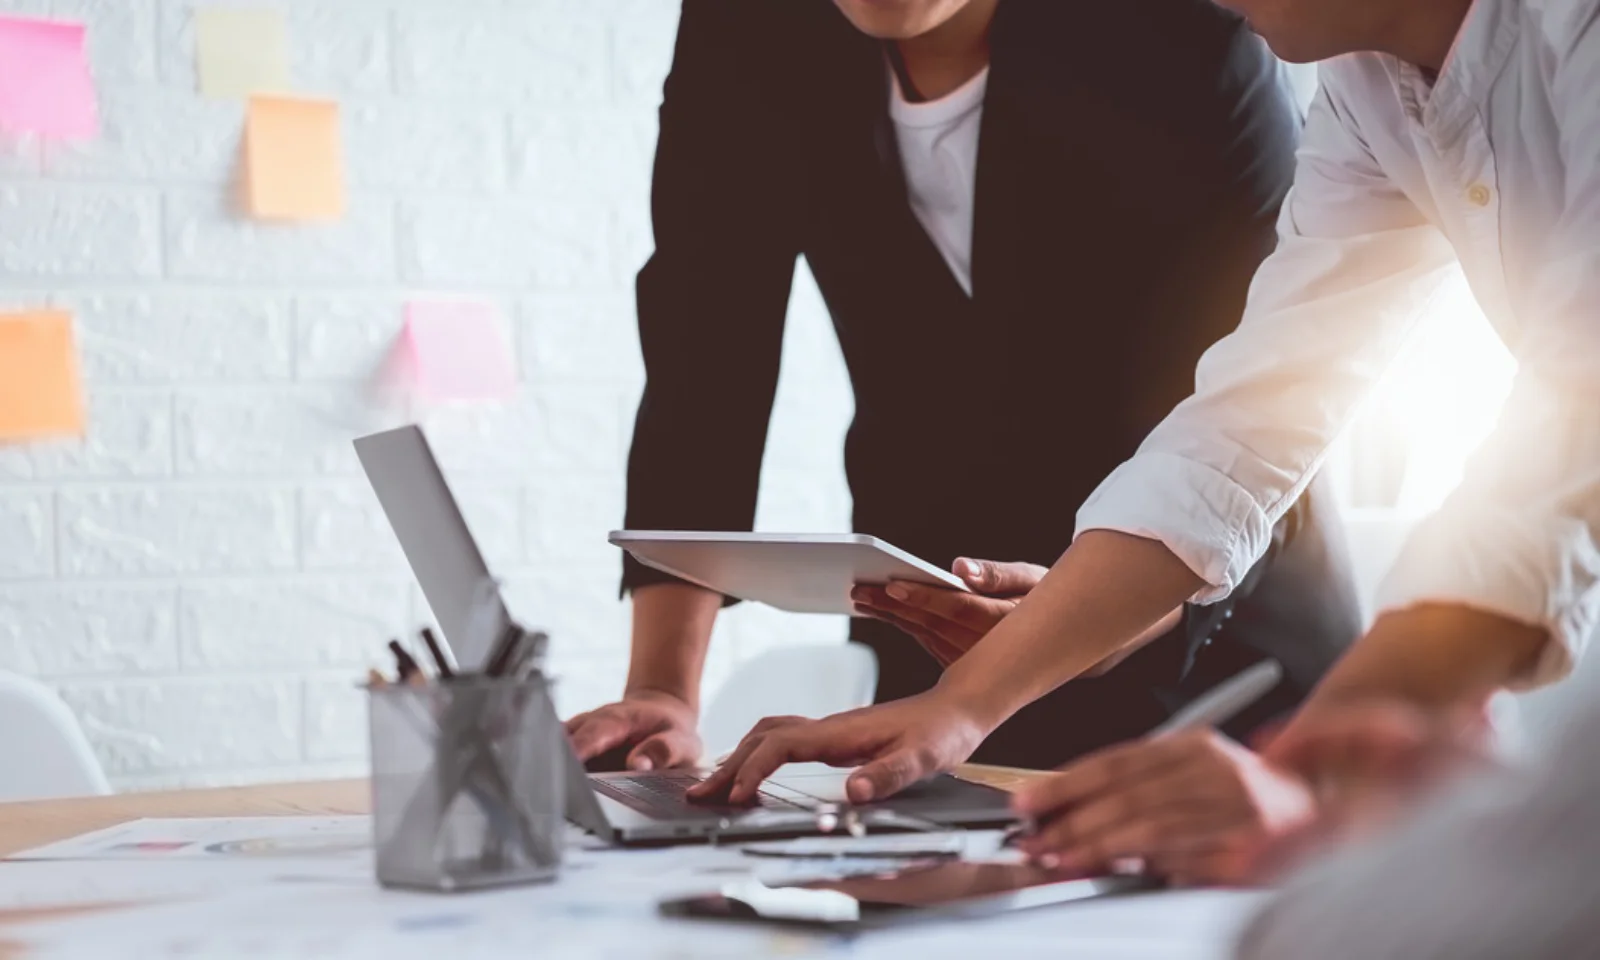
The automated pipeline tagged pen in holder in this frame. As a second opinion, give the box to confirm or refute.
[368,671,564,891]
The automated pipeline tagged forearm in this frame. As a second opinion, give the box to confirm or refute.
[938,530,1203,731]
[625,583,722,710]
[1300,604,1549,716]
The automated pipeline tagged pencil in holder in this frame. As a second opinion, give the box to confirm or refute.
[368,673,565,891]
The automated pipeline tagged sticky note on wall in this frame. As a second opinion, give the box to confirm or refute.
[195,7,289,99]
[0,16,97,140]
[403,302,517,401]
[245,95,344,221]
[0,311,87,442]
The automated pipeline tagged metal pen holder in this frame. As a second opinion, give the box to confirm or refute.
[368,673,564,891]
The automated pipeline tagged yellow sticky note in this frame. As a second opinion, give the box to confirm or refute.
[245,94,344,221]
[0,310,86,442]
[194,7,289,99]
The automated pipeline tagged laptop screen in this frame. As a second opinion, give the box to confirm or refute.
[353,425,513,672]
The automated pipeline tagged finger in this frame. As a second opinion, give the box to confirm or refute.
[882,581,1016,634]
[725,730,834,804]
[850,585,895,611]
[1027,795,1248,874]
[1043,764,1238,850]
[869,607,974,667]
[1013,734,1201,817]
[1028,806,1227,874]
[953,558,1048,597]
[726,721,898,804]
[567,712,636,761]
[627,731,699,772]
[849,746,937,803]
[690,736,761,801]
[747,715,807,737]
[692,716,809,798]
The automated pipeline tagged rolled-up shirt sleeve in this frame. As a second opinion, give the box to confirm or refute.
[1076,76,1458,601]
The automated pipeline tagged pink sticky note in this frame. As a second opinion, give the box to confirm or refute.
[403,302,517,401]
[0,16,98,140]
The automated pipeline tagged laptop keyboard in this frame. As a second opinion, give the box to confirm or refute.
[596,772,811,819]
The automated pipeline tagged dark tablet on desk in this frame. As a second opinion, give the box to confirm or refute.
[658,860,1158,932]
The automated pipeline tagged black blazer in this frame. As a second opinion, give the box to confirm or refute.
[623,0,1361,766]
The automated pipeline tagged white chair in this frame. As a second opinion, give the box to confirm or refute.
[0,672,112,802]
[698,643,878,760]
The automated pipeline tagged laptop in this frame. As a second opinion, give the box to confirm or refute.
[353,425,1018,845]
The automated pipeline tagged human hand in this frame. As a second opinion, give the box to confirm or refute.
[1252,700,1495,866]
[850,558,1046,667]
[1010,729,1317,886]
[686,690,991,806]
[564,690,704,772]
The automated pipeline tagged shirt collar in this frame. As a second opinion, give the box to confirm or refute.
[1391,0,1520,136]
[1434,0,1521,112]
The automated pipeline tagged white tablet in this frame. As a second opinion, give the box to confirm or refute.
[609,531,970,615]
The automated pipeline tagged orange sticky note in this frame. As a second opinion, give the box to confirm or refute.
[0,310,86,442]
[245,95,344,221]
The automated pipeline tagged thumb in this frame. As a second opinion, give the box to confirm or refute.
[955,558,1045,597]
[847,748,931,803]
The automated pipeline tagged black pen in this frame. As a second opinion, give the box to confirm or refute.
[388,639,424,683]
[505,630,548,679]
[483,626,524,678]
[420,627,456,679]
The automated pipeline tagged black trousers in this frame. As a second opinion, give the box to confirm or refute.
[857,475,1362,769]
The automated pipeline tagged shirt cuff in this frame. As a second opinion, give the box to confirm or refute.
[1375,508,1600,689]
[1075,452,1277,604]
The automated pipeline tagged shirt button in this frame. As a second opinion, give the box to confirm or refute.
[1467,183,1493,207]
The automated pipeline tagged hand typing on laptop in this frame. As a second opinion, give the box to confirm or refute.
[688,690,989,806]
[567,690,702,773]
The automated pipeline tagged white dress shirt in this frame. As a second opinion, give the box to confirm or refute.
[1076,0,1600,684]
[889,65,988,297]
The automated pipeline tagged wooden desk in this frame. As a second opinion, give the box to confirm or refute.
[0,765,1048,956]
[0,779,369,860]
[0,765,1045,859]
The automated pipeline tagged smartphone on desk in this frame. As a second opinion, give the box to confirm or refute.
[659,860,1158,933]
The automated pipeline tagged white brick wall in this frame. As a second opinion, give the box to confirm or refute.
[0,0,853,791]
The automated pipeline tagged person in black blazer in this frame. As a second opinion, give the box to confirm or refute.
[569,0,1359,797]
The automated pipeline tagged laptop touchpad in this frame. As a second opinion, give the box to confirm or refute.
[766,764,853,802]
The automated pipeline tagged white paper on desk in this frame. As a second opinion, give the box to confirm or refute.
[15,871,838,960]
[0,857,372,913]
[843,890,1271,960]
[7,816,372,862]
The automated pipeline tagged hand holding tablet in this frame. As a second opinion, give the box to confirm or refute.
[610,531,970,615]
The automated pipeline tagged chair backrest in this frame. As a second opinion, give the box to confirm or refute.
[699,643,878,760]
[0,672,112,802]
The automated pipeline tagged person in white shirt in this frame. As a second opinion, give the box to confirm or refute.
[696,0,1600,884]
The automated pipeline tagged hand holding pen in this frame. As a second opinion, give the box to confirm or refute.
[1003,661,1306,886]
